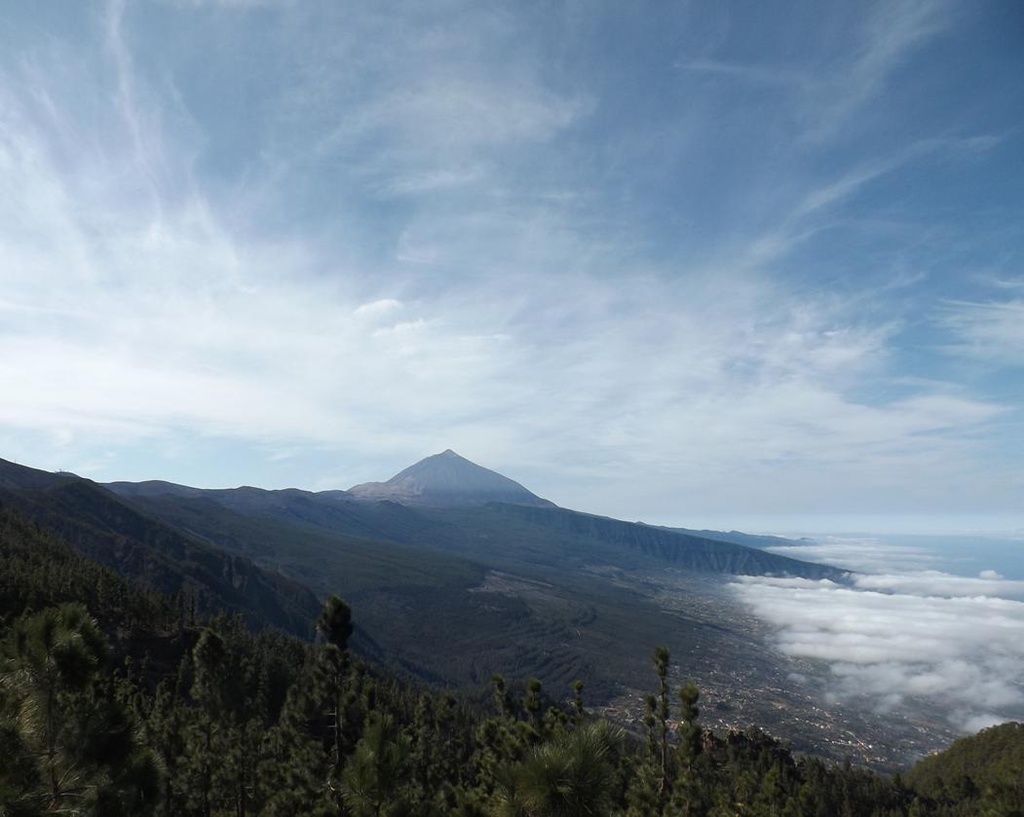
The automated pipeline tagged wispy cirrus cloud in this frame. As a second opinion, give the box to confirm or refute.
[677,0,949,141]
[939,292,1024,367]
[0,0,1020,522]
[675,58,816,91]
[808,0,949,138]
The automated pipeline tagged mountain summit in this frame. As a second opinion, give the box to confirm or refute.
[347,449,555,508]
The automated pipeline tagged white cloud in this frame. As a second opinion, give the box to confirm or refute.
[733,540,1024,733]
[353,298,403,320]
[767,540,938,573]
[731,559,1024,733]
[854,571,1024,601]
[0,1,1020,518]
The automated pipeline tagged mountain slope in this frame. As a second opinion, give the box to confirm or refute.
[0,458,321,637]
[99,453,846,704]
[664,526,814,551]
[438,503,844,578]
[906,721,1024,808]
[11,451,929,766]
[105,466,839,581]
[0,503,172,632]
[348,449,555,507]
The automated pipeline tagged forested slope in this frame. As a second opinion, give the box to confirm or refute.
[905,722,1024,813]
[2,502,1020,816]
[0,460,322,636]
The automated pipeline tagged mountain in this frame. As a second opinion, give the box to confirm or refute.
[5,449,906,764]
[449,503,841,577]
[0,457,321,637]
[99,451,852,712]
[2,500,982,816]
[107,472,842,582]
[347,449,555,507]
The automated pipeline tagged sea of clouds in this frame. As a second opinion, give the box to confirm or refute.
[730,537,1024,734]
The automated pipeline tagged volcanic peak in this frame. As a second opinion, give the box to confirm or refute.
[347,450,554,508]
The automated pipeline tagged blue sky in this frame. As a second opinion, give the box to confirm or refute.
[1,1,1022,532]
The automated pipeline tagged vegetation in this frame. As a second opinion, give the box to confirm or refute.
[904,722,1024,814]
[2,503,1021,816]
[0,471,322,637]
[2,457,858,756]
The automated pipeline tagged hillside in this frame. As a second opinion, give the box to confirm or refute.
[432,503,843,578]
[663,526,814,551]
[0,531,1002,817]
[97,451,914,765]
[100,453,848,703]
[8,451,939,768]
[0,458,321,637]
[0,504,173,634]
[906,721,1024,810]
[107,451,842,581]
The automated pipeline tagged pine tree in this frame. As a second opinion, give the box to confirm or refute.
[571,679,585,721]
[498,720,624,817]
[654,645,672,792]
[669,682,703,817]
[524,678,543,728]
[0,603,159,816]
[316,595,355,809]
[341,711,413,817]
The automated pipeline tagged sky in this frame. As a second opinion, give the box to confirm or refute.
[2,1,1023,533]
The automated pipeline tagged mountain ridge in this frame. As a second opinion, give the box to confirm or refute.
[0,457,322,637]
[99,449,842,581]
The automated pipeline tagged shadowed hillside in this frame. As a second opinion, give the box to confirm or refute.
[0,458,321,637]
